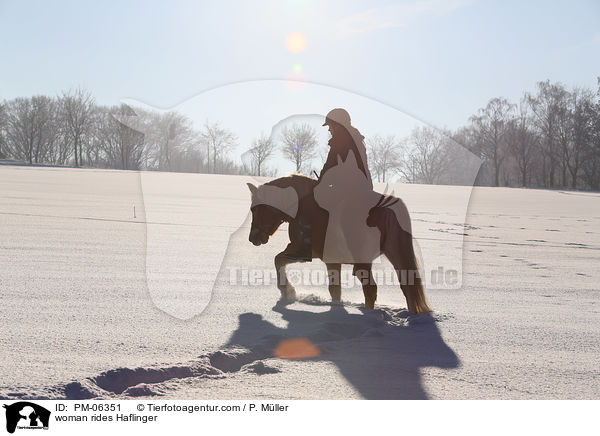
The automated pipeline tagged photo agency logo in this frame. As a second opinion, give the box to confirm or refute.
[118,80,482,319]
[3,402,50,433]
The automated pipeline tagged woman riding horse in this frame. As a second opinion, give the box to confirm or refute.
[284,108,372,262]
[247,109,430,313]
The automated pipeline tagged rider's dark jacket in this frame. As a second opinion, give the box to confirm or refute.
[319,125,373,188]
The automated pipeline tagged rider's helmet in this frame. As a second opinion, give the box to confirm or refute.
[322,108,351,127]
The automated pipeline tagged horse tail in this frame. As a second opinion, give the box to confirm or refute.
[408,250,431,315]
[385,202,431,315]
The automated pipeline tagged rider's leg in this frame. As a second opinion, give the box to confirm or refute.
[326,263,342,303]
[353,263,377,309]
[282,216,312,262]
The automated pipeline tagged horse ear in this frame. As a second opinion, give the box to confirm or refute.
[344,150,358,168]
[337,154,343,166]
[246,183,258,196]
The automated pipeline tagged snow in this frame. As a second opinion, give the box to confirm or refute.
[0,164,598,400]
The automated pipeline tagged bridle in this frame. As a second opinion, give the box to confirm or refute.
[251,206,286,236]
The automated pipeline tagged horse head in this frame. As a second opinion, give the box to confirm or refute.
[247,182,298,246]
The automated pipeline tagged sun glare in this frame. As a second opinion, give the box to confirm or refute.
[285,32,307,53]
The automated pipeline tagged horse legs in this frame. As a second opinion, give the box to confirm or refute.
[274,245,299,301]
[353,263,377,309]
[325,263,342,304]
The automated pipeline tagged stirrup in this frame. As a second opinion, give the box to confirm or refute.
[283,252,312,262]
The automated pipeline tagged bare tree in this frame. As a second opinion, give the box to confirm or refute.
[177,140,207,173]
[200,120,237,173]
[400,126,452,184]
[280,123,318,173]
[0,102,7,158]
[244,132,276,176]
[581,78,600,190]
[96,105,146,170]
[506,99,538,187]
[145,111,197,171]
[527,81,569,188]
[555,90,574,187]
[4,98,32,162]
[4,96,58,164]
[566,88,595,188]
[59,88,95,167]
[367,134,403,182]
[469,97,514,187]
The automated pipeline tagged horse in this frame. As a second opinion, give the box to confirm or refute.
[247,154,430,314]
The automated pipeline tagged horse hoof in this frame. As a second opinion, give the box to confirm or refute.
[285,284,297,301]
[282,292,298,302]
[278,284,296,302]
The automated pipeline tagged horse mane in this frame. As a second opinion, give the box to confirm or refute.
[265,174,317,201]
[372,193,400,210]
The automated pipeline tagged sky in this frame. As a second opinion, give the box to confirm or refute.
[1,0,599,171]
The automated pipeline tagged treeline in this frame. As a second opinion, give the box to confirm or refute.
[1,78,599,190]
[0,89,244,174]
[367,78,600,190]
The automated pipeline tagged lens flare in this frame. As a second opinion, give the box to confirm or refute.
[274,338,320,359]
[285,32,307,53]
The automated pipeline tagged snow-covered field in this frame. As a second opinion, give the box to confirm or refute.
[1,164,598,399]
